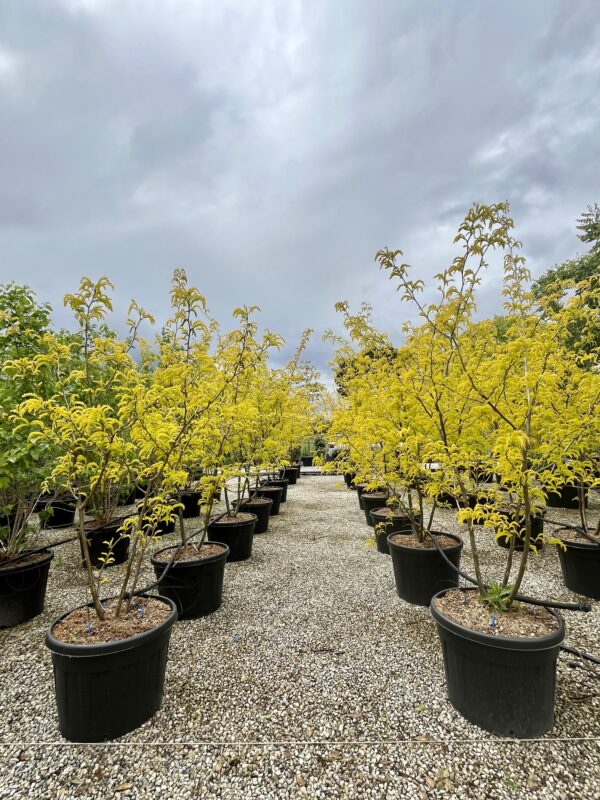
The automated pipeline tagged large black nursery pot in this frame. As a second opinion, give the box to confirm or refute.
[0,550,54,628]
[388,531,463,606]
[361,492,389,527]
[264,478,289,503]
[344,472,357,488]
[355,483,368,510]
[139,506,177,537]
[370,511,416,554]
[151,542,229,619]
[301,456,314,467]
[34,494,77,529]
[546,483,588,509]
[555,529,600,599]
[83,517,131,568]
[179,489,203,519]
[431,587,565,738]
[207,513,257,561]
[496,509,545,552]
[253,486,283,516]
[46,594,177,742]
[283,467,299,485]
[236,497,272,533]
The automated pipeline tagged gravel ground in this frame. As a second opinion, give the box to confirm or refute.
[1,474,599,799]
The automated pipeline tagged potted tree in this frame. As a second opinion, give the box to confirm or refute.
[17,277,179,742]
[378,202,589,737]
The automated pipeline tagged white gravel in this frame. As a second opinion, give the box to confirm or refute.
[1,475,599,799]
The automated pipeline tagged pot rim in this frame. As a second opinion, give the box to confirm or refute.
[554,527,600,550]
[430,587,565,651]
[45,593,178,657]
[0,548,54,574]
[151,540,230,568]
[387,529,463,553]
[208,512,258,529]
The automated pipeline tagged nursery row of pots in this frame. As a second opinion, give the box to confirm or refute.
[1,466,304,742]
[347,477,598,738]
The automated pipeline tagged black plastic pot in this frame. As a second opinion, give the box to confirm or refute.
[431,587,565,738]
[555,529,600,599]
[283,467,299,485]
[36,496,77,529]
[179,490,203,519]
[545,484,588,509]
[496,510,545,552]
[344,472,357,488]
[0,550,53,628]
[253,486,283,516]
[301,456,314,467]
[264,478,289,503]
[235,498,272,533]
[151,542,229,618]
[370,511,416,554]
[83,517,131,568]
[139,510,177,537]
[361,492,389,527]
[207,514,257,561]
[388,531,463,606]
[355,483,368,510]
[46,594,177,742]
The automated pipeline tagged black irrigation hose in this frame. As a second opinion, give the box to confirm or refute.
[426,528,592,612]
[560,644,600,667]
[0,535,78,568]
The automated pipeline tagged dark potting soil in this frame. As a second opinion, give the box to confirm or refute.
[556,527,600,544]
[153,543,224,563]
[51,597,171,645]
[241,498,271,505]
[0,550,49,569]
[435,589,560,638]
[212,512,255,524]
[389,532,457,550]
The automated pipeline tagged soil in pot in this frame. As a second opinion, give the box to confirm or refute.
[0,549,54,628]
[371,510,416,554]
[82,517,131,568]
[431,587,564,738]
[388,531,462,606]
[235,497,272,533]
[555,528,600,599]
[545,483,589,509]
[361,492,389,527]
[46,594,177,742]
[207,512,256,561]
[252,486,283,516]
[495,508,545,552]
[151,541,229,618]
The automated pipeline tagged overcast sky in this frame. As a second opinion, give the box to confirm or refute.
[1,0,599,374]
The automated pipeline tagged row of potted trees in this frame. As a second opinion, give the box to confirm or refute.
[0,271,319,741]
[324,202,599,738]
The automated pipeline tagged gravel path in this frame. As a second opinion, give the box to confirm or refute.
[1,475,599,799]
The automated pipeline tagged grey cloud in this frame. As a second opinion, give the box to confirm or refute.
[0,0,599,375]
